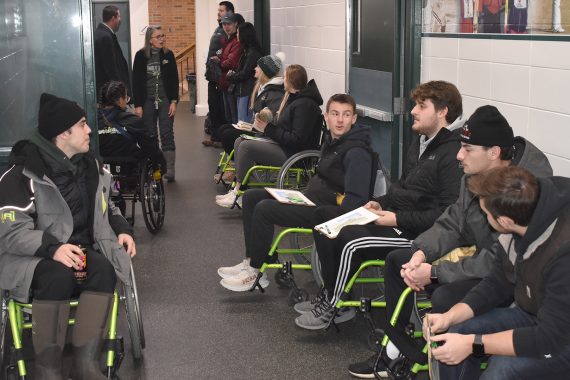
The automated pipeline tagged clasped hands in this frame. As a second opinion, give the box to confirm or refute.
[400,250,432,291]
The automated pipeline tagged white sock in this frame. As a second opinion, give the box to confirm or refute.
[386,341,400,359]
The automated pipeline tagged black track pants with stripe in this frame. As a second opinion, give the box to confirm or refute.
[312,206,415,304]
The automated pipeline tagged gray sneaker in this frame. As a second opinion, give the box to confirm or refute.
[295,300,356,330]
[293,288,328,314]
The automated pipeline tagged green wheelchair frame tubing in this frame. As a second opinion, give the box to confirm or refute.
[258,227,314,273]
[6,291,120,377]
[216,150,235,174]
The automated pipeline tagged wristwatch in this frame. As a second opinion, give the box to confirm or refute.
[472,334,485,358]
[430,265,438,283]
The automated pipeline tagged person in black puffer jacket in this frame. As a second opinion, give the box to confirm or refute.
[217,94,375,292]
[97,81,166,170]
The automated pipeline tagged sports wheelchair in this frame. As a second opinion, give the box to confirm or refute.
[104,157,165,233]
[1,263,145,379]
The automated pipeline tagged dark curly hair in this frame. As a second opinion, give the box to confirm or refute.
[99,81,127,107]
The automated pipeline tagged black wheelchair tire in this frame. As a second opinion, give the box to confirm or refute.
[0,299,8,379]
[140,160,165,234]
[123,265,145,361]
[276,150,320,190]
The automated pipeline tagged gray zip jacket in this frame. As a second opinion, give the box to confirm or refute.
[0,143,132,302]
[412,137,553,283]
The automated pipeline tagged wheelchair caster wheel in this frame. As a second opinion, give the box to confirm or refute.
[274,271,292,288]
[387,356,413,380]
[288,288,308,305]
[367,328,385,352]
[5,365,18,380]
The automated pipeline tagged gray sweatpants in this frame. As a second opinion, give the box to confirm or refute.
[234,137,288,182]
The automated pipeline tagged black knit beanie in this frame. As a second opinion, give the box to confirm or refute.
[38,93,86,140]
[460,105,514,147]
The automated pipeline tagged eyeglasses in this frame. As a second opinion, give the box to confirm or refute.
[152,34,166,40]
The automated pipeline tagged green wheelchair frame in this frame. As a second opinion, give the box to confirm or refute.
[4,292,123,379]
[215,149,321,209]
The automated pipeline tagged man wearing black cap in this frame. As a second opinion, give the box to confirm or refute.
[348,105,553,378]
[0,93,135,379]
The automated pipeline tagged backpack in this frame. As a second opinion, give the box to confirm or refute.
[370,151,391,198]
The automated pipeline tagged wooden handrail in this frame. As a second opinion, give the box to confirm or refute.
[174,43,197,97]
[175,43,196,62]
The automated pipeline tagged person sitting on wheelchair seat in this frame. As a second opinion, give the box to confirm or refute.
[0,93,136,379]
[427,166,570,380]
[218,93,375,292]
[97,80,166,171]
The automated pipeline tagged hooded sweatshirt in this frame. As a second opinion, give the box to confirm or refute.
[264,79,324,156]
[304,124,373,210]
[462,176,570,359]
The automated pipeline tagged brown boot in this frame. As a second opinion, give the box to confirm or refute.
[32,300,70,380]
[70,291,113,380]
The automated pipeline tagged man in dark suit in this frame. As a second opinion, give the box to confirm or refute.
[94,5,131,98]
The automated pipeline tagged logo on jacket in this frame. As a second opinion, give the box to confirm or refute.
[1,211,15,223]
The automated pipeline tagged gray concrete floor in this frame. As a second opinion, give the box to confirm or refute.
[116,102,383,379]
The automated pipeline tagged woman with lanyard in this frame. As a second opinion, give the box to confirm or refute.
[133,25,179,182]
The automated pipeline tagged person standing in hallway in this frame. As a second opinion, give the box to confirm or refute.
[94,5,131,97]
[132,26,179,182]
[205,1,234,139]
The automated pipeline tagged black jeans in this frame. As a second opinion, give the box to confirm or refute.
[384,248,480,330]
[242,189,318,269]
[31,248,117,301]
[208,81,226,134]
[312,206,414,304]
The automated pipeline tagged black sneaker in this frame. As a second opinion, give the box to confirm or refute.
[348,352,389,379]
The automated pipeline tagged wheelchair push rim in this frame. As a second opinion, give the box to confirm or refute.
[140,160,165,233]
[122,263,145,361]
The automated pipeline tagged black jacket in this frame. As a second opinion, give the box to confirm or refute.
[304,125,374,210]
[132,49,179,107]
[264,79,323,157]
[97,106,166,168]
[252,81,285,115]
[228,46,263,97]
[93,23,131,96]
[376,127,463,236]
[462,176,570,359]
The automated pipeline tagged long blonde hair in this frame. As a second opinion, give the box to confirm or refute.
[144,26,170,58]
[275,64,307,120]
[249,70,270,109]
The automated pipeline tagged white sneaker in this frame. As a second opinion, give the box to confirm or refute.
[217,258,251,279]
[215,189,235,201]
[220,267,269,292]
[216,190,237,208]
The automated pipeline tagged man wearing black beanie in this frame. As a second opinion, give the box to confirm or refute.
[0,93,136,379]
[348,105,555,378]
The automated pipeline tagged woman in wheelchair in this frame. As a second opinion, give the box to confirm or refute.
[97,80,166,170]
[208,51,286,155]
[0,93,136,379]
[218,94,375,291]
[215,64,323,208]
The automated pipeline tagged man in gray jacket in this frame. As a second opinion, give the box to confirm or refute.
[0,93,135,379]
[348,105,553,378]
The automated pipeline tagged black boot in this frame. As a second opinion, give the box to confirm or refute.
[32,300,70,380]
[70,291,113,380]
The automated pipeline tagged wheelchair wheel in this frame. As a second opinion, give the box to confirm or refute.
[1,298,8,377]
[277,150,320,191]
[123,265,145,360]
[288,288,309,305]
[310,245,324,288]
[274,271,292,288]
[140,160,165,234]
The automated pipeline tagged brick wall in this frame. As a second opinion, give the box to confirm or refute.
[148,0,196,73]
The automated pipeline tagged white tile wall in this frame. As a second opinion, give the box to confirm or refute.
[271,0,346,107]
[423,37,570,175]
[231,0,254,22]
